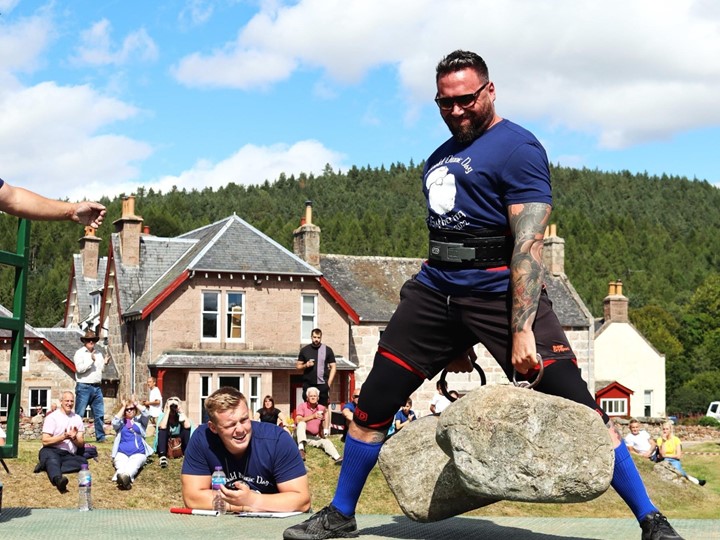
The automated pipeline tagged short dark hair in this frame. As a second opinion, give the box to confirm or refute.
[311,328,322,336]
[436,50,489,82]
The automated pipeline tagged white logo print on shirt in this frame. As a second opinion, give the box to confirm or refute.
[425,166,456,215]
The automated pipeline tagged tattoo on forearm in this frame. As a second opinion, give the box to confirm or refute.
[508,203,551,334]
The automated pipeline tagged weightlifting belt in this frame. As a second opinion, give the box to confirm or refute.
[428,229,513,269]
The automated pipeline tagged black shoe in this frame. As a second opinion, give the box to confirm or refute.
[640,511,683,540]
[117,473,132,490]
[283,505,358,539]
[699,479,706,486]
[54,475,69,493]
[159,456,168,469]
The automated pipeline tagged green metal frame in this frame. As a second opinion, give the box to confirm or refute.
[0,218,30,459]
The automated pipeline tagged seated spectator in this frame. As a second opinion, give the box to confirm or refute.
[0,424,5,445]
[111,397,154,489]
[181,386,310,513]
[657,421,706,486]
[429,380,452,415]
[624,419,657,459]
[295,387,342,464]
[394,399,416,433]
[36,391,88,492]
[340,387,360,443]
[156,396,192,468]
[255,395,288,429]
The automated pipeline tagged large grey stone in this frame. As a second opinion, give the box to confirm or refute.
[378,415,497,522]
[436,385,614,503]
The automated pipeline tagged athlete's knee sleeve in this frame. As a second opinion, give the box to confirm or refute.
[353,351,424,430]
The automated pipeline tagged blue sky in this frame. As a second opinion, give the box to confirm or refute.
[1,0,719,201]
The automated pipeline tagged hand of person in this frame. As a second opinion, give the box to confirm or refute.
[72,201,106,229]
[511,330,539,375]
[409,413,415,421]
[306,359,314,368]
[65,426,78,439]
[221,481,254,509]
[446,348,476,373]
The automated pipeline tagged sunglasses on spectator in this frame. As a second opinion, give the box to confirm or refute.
[434,81,489,111]
[125,407,136,412]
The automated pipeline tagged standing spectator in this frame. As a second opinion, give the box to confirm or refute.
[111,397,153,489]
[341,387,361,443]
[156,396,192,468]
[656,422,706,486]
[297,328,336,434]
[37,391,87,493]
[73,330,107,442]
[295,387,342,465]
[394,399,416,433]
[142,376,163,436]
[429,380,452,415]
[624,419,657,459]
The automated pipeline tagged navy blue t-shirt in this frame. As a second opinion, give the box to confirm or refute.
[417,119,551,295]
[182,421,306,493]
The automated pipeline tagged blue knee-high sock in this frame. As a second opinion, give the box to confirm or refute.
[610,443,657,521]
[331,433,383,517]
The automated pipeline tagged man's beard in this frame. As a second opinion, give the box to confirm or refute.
[445,105,494,144]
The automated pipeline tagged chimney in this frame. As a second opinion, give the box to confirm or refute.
[542,223,565,275]
[112,195,144,266]
[79,226,101,279]
[603,279,629,323]
[293,200,321,269]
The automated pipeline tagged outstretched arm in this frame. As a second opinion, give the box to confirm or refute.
[507,202,551,374]
[0,181,106,228]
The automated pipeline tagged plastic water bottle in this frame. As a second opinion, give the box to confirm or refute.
[78,464,92,511]
[211,466,226,515]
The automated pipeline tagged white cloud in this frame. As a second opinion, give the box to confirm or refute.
[0,82,152,199]
[72,19,159,67]
[173,0,720,149]
[0,12,52,76]
[178,0,215,27]
[81,140,346,200]
[0,0,20,13]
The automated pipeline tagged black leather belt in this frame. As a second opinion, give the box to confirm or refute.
[78,382,102,387]
[428,229,513,269]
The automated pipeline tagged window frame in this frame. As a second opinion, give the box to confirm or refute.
[300,294,318,343]
[201,290,221,342]
[600,398,627,416]
[225,291,245,342]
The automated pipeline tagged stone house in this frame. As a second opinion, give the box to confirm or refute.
[66,197,357,426]
[594,280,667,418]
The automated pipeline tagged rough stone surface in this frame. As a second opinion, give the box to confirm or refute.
[653,461,690,486]
[378,415,497,522]
[437,385,613,503]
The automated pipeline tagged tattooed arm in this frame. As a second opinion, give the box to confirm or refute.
[507,202,551,374]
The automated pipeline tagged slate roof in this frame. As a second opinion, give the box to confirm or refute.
[120,215,321,318]
[319,255,592,328]
[0,304,43,339]
[38,327,120,381]
[149,350,356,371]
[320,255,422,322]
[71,255,108,322]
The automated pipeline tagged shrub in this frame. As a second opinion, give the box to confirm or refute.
[698,416,720,427]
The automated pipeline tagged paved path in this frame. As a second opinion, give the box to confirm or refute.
[0,508,718,539]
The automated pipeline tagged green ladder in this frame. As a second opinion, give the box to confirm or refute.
[0,218,31,460]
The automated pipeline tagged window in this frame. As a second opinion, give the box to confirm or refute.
[248,375,261,414]
[22,344,29,372]
[200,375,212,424]
[226,292,245,341]
[202,291,220,340]
[600,398,626,416]
[644,390,653,417]
[219,375,243,393]
[29,388,50,417]
[301,294,317,342]
[0,393,8,419]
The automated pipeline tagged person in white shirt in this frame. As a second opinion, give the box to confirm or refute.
[624,419,657,459]
[143,376,163,437]
[73,329,107,442]
[37,391,87,492]
[429,380,452,415]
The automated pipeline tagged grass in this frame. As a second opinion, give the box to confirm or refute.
[2,437,720,519]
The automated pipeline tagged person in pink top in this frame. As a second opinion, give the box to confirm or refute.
[37,391,87,493]
[294,387,342,464]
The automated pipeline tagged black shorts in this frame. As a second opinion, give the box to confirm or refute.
[353,278,609,429]
[379,278,576,380]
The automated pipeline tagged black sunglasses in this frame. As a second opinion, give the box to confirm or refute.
[435,81,489,111]
[353,394,360,398]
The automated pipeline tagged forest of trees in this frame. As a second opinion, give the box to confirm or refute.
[1,162,718,414]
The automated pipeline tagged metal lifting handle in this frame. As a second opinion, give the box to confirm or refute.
[512,354,544,389]
[440,361,487,402]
